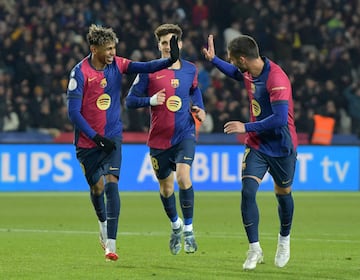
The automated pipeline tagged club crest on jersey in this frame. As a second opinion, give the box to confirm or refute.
[166,95,182,112]
[100,78,107,88]
[97,93,111,110]
[171,79,179,88]
[251,99,261,117]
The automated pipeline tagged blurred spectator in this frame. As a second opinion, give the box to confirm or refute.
[223,20,242,51]
[195,60,210,93]
[17,102,32,132]
[344,83,360,138]
[0,85,6,130]
[191,0,208,27]
[2,104,19,132]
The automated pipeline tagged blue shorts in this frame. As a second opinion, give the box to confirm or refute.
[149,139,195,180]
[242,146,297,188]
[76,136,122,186]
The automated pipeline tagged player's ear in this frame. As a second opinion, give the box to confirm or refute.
[178,40,183,50]
[90,45,97,54]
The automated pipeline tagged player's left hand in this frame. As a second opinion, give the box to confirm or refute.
[202,34,216,61]
[191,106,206,122]
[224,121,246,134]
[169,35,179,63]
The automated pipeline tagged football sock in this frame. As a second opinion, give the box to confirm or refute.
[241,177,260,243]
[249,241,261,251]
[105,182,120,240]
[184,224,193,232]
[160,192,178,223]
[171,217,182,230]
[179,186,194,226]
[90,190,106,222]
[276,192,294,236]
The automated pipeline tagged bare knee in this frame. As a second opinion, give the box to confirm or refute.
[90,177,106,195]
[176,163,191,189]
[159,176,174,197]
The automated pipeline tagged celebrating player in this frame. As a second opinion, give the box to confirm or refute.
[203,34,297,270]
[126,24,205,255]
[66,24,179,261]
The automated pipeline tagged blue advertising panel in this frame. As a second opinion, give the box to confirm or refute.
[0,144,87,191]
[0,144,359,191]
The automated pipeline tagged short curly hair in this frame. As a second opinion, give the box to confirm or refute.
[154,23,182,42]
[86,24,119,46]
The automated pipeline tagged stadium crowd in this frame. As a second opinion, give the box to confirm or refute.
[0,0,360,139]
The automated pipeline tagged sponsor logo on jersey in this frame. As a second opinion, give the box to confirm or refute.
[251,99,261,117]
[166,95,182,112]
[88,77,97,82]
[96,93,111,110]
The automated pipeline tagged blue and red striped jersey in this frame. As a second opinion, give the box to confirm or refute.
[126,59,204,149]
[67,55,130,148]
[243,59,297,156]
[212,56,297,156]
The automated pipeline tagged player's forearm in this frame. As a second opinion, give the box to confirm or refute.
[127,58,172,74]
[125,94,150,109]
[245,104,288,132]
[212,56,243,81]
[191,88,205,109]
[67,99,97,138]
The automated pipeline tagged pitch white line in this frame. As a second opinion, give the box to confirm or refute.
[0,228,358,243]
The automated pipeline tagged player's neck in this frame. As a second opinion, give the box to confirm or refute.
[91,55,106,70]
[249,58,264,77]
[168,60,181,70]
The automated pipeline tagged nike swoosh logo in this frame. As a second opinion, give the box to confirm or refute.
[184,157,192,160]
[156,75,166,80]
[88,77,97,82]
[109,167,119,171]
[100,142,105,147]
[282,179,291,184]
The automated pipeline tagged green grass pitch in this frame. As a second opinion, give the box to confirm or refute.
[0,191,359,280]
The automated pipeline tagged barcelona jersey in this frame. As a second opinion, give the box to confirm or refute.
[67,55,131,148]
[126,59,204,149]
[243,59,297,156]
[212,56,297,157]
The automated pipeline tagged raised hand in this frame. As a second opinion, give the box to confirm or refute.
[169,35,179,63]
[202,34,216,61]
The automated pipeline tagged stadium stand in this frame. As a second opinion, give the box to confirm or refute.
[0,0,359,144]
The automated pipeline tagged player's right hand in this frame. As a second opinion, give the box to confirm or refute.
[150,88,166,106]
[202,34,215,61]
[169,35,179,63]
[224,121,246,134]
[92,134,116,154]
